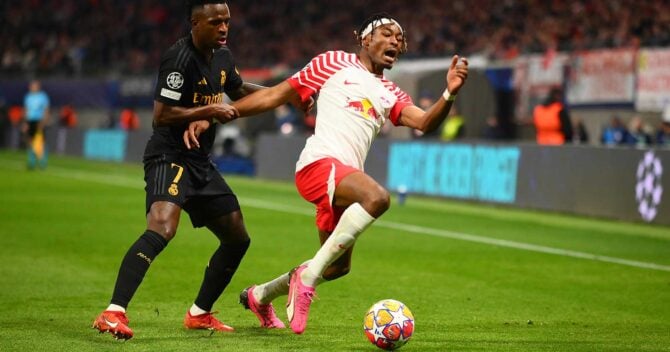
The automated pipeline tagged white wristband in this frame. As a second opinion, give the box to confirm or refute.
[442,89,456,102]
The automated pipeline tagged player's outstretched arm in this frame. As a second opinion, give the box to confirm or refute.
[230,81,312,115]
[227,82,266,101]
[153,101,239,127]
[232,81,299,117]
[398,55,468,133]
[183,81,302,149]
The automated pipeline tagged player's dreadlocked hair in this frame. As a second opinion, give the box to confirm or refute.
[186,0,228,20]
[354,13,408,54]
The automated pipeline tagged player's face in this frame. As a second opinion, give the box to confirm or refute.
[192,3,231,50]
[364,24,404,71]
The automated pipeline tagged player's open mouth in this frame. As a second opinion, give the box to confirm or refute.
[383,49,398,61]
[218,37,227,45]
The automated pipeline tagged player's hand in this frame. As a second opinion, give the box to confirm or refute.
[183,119,211,150]
[292,96,315,115]
[214,103,240,124]
[446,55,468,95]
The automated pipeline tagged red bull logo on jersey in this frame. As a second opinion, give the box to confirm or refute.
[345,98,379,121]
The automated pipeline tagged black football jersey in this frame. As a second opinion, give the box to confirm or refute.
[144,36,243,164]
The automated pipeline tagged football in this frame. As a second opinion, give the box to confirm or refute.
[363,299,415,350]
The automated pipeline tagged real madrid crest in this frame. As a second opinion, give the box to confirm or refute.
[220,70,227,86]
[168,183,179,196]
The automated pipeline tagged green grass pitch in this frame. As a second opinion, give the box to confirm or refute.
[0,150,669,351]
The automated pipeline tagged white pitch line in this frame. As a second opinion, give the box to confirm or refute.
[241,200,670,272]
[373,221,670,272]
[5,161,670,272]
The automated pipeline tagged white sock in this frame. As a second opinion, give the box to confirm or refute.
[106,304,126,313]
[189,304,208,316]
[253,272,291,305]
[302,203,375,286]
[252,260,315,304]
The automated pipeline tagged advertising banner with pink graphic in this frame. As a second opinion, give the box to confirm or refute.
[636,48,670,112]
[566,48,636,105]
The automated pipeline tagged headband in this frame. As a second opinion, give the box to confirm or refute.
[359,18,404,39]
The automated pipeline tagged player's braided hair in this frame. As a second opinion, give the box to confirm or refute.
[186,0,228,20]
[354,13,408,54]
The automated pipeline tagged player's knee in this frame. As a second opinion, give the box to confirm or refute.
[229,228,251,244]
[323,264,350,281]
[213,223,250,244]
[154,227,177,242]
[221,235,251,249]
[367,188,390,216]
[147,217,178,241]
[147,203,180,241]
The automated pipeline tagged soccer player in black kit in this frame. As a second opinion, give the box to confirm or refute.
[92,0,284,340]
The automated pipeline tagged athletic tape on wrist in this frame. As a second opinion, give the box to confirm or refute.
[442,89,456,102]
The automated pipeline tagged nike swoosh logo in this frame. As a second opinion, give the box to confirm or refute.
[286,282,296,321]
[343,80,359,85]
[104,318,119,329]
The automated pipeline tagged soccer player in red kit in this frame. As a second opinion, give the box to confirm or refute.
[184,13,469,334]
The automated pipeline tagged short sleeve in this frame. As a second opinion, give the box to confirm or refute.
[286,52,334,102]
[388,85,413,126]
[222,50,243,93]
[154,55,192,106]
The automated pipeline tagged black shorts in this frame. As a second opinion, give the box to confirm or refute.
[27,121,40,138]
[144,154,241,227]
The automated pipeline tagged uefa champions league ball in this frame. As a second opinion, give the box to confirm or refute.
[363,299,415,350]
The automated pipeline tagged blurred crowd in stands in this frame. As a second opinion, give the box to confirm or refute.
[2,0,670,76]
[601,114,670,148]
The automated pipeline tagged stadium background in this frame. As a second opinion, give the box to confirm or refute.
[1,0,669,225]
[1,2,670,351]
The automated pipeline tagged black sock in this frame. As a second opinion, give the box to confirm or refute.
[194,240,250,312]
[110,230,168,308]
